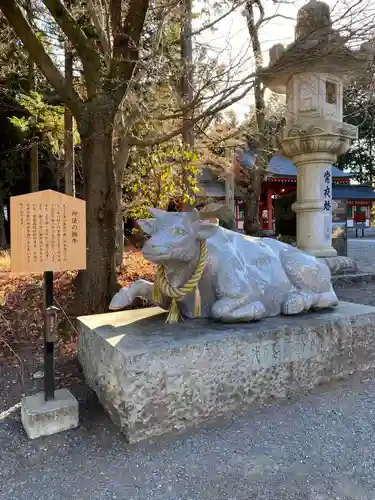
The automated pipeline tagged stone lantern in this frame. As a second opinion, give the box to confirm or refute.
[260,0,371,258]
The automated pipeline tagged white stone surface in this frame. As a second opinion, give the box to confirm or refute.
[78,302,375,443]
[281,66,357,259]
[110,209,338,321]
[21,388,79,439]
[286,73,343,124]
[292,153,337,257]
[284,90,354,257]
[281,117,357,258]
[260,1,371,260]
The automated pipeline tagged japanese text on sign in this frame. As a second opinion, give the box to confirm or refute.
[10,190,86,273]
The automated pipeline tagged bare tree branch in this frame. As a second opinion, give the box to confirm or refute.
[108,0,150,107]
[128,82,254,147]
[43,0,101,95]
[110,0,121,38]
[0,0,83,120]
[254,0,265,29]
[86,0,111,68]
[191,0,247,37]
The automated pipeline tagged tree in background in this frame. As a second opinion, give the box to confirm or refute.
[336,66,375,184]
[0,12,29,248]
[124,140,199,220]
[242,0,267,236]
[1,0,256,313]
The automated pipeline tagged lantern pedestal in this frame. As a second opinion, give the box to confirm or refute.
[281,119,357,258]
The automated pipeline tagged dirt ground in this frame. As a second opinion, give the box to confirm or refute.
[0,247,155,413]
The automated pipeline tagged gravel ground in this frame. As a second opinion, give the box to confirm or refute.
[334,274,375,306]
[2,371,375,499]
[348,239,375,273]
[1,239,375,499]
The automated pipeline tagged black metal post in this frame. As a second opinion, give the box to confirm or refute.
[44,271,55,401]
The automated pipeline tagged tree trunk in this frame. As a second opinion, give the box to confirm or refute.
[26,0,39,193]
[244,0,266,237]
[115,182,124,267]
[180,0,194,209]
[30,141,39,192]
[181,0,194,150]
[243,170,261,236]
[64,39,75,196]
[0,192,7,249]
[75,108,118,314]
[114,136,130,267]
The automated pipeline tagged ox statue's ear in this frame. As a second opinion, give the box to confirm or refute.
[185,209,199,223]
[192,220,218,241]
[138,218,158,235]
[147,207,167,220]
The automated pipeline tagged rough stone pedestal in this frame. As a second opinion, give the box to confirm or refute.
[78,303,375,443]
[21,388,79,439]
[322,255,358,275]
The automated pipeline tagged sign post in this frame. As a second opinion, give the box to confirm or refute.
[10,190,86,438]
[44,271,58,401]
[332,199,348,257]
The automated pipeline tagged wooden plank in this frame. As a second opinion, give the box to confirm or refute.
[10,190,86,273]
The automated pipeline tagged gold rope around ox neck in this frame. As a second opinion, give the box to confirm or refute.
[152,240,208,323]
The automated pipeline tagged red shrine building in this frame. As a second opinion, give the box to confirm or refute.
[198,152,375,232]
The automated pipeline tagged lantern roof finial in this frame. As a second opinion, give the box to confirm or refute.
[295,0,333,42]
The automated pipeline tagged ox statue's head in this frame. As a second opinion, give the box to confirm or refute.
[138,208,218,263]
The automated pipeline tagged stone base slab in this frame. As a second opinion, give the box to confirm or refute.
[77,303,375,443]
[332,272,375,286]
[21,388,79,439]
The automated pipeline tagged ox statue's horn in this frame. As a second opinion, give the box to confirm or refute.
[147,207,166,219]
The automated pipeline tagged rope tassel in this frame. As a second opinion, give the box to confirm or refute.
[152,267,162,303]
[154,240,207,324]
[194,287,201,318]
[166,298,182,324]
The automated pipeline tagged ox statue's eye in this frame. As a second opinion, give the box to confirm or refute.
[169,227,186,237]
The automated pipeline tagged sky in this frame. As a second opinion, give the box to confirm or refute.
[196,0,374,120]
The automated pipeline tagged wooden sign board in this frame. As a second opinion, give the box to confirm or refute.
[10,190,86,273]
[333,199,347,223]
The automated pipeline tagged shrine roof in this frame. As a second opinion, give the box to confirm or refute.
[233,150,351,178]
[332,184,375,200]
[267,155,351,179]
[198,153,352,198]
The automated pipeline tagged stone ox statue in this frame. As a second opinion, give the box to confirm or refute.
[109,208,338,322]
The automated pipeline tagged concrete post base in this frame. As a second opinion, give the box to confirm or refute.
[21,388,79,439]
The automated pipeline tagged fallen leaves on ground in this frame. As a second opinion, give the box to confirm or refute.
[0,248,156,369]
[0,251,10,272]
[117,248,155,287]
